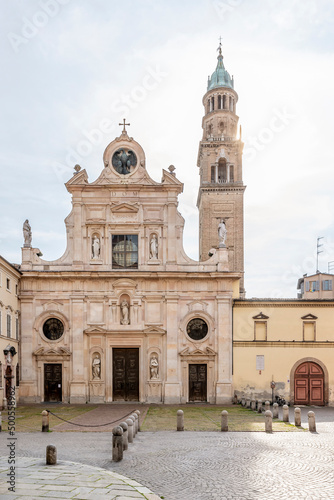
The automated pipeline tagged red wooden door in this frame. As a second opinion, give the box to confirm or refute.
[294,362,324,406]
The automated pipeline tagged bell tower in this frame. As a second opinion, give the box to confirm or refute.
[197,42,245,296]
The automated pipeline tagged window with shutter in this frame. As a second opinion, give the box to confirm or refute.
[305,281,310,292]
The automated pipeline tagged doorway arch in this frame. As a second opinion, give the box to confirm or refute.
[290,358,327,406]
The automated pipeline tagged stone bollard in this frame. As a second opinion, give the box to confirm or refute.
[265,410,273,433]
[177,410,184,431]
[129,415,136,437]
[134,410,141,431]
[283,405,289,423]
[294,407,301,427]
[251,399,256,411]
[233,394,238,404]
[126,418,134,443]
[308,411,316,432]
[265,401,270,412]
[272,403,279,419]
[119,422,128,451]
[241,397,246,407]
[112,426,123,462]
[133,413,139,435]
[42,410,49,432]
[257,400,262,413]
[221,410,228,432]
[46,445,57,465]
[2,398,7,410]
[246,398,251,408]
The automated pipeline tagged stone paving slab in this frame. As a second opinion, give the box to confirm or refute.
[0,457,161,499]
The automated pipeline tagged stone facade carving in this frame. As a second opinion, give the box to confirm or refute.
[92,354,101,379]
[150,355,159,380]
[120,300,130,325]
[150,234,158,259]
[218,219,227,247]
[23,219,32,247]
[92,236,100,259]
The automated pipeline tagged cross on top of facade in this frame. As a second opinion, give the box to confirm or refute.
[119,118,130,133]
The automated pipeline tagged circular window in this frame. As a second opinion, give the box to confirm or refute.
[43,318,64,341]
[186,318,208,341]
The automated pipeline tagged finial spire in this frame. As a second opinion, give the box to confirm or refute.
[218,36,223,56]
[119,118,130,134]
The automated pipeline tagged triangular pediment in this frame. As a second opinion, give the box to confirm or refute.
[33,347,71,357]
[179,346,217,357]
[143,326,166,336]
[162,169,184,190]
[301,313,318,320]
[84,326,108,334]
[187,300,209,312]
[111,202,139,213]
[65,169,88,188]
[252,312,269,320]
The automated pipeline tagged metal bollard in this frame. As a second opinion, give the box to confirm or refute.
[112,426,123,462]
[126,418,134,443]
[257,400,262,413]
[251,399,256,411]
[46,445,57,465]
[265,410,273,433]
[308,411,316,432]
[134,410,141,431]
[294,407,301,427]
[221,410,228,432]
[282,405,289,423]
[265,401,270,412]
[42,410,49,432]
[119,421,128,451]
[177,410,184,431]
[272,403,279,419]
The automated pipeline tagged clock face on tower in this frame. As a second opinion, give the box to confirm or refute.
[112,148,137,175]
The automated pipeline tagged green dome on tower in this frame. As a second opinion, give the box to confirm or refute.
[207,43,234,91]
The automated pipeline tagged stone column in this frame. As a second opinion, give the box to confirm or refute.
[164,295,181,404]
[215,295,233,404]
[70,297,86,403]
[72,201,83,265]
[19,298,37,402]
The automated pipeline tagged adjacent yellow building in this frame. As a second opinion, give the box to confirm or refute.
[0,256,20,405]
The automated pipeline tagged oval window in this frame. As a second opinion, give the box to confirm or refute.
[43,318,64,340]
[186,318,208,341]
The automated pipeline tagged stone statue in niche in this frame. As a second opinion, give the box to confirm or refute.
[150,234,158,259]
[23,219,32,247]
[92,354,101,379]
[150,355,159,380]
[218,218,227,247]
[120,300,130,325]
[92,236,100,259]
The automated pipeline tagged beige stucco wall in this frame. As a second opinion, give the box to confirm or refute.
[233,300,334,405]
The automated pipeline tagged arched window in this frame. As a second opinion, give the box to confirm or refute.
[207,99,210,114]
[211,96,215,111]
[218,158,227,183]
[218,95,221,109]
[223,95,227,109]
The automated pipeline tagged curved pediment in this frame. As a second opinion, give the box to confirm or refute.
[33,346,71,358]
[112,278,138,291]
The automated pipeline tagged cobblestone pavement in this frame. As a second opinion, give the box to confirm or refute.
[1,406,334,499]
[0,457,160,499]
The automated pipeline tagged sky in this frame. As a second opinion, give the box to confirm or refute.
[1,0,334,298]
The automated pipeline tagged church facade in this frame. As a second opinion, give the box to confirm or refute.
[16,45,334,406]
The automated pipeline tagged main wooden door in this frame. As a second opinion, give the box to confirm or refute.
[294,361,324,405]
[44,364,62,402]
[189,364,207,402]
[113,348,139,401]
